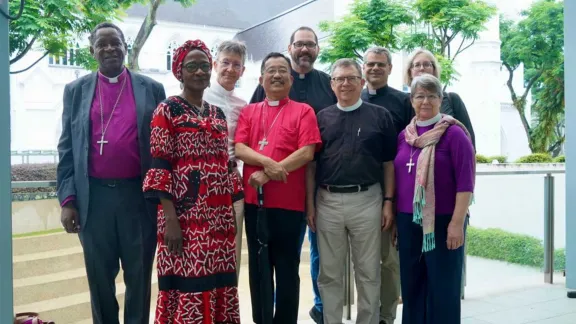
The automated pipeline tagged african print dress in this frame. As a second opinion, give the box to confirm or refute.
[143,96,240,324]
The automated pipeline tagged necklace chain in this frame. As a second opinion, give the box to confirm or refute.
[261,100,290,141]
[98,76,127,139]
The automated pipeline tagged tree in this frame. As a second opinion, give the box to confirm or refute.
[127,0,196,71]
[8,0,135,73]
[500,0,564,152]
[318,0,496,86]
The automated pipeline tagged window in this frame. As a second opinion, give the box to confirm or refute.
[48,43,81,67]
[166,41,178,71]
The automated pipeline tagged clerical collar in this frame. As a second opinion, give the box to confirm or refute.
[210,81,234,97]
[367,84,388,96]
[291,68,313,80]
[265,97,290,107]
[416,113,442,126]
[337,98,363,112]
[98,68,127,84]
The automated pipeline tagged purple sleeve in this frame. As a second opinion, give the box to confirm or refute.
[61,195,76,207]
[448,126,475,192]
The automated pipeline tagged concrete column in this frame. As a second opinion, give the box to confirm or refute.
[0,0,14,321]
[565,0,576,290]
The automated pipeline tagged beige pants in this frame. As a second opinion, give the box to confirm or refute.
[233,199,245,277]
[380,228,400,323]
[317,184,382,324]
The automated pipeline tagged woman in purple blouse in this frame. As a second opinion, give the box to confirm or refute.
[394,74,475,324]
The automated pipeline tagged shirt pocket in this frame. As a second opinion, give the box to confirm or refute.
[276,126,299,152]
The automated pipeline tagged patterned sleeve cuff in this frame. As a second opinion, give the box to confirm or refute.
[143,168,173,205]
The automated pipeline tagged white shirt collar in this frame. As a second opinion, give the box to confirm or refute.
[337,98,363,112]
[416,113,442,126]
[209,81,234,97]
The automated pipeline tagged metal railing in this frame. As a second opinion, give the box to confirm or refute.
[9,166,566,320]
[11,150,58,164]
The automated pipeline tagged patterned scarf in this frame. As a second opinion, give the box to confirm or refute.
[404,113,474,252]
[171,39,213,82]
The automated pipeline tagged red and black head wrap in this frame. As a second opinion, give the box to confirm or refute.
[171,39,213,82]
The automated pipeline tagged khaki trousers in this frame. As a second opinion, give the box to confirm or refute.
[317,184,382,324]
[380,228,400,323]
[233,199,245,277]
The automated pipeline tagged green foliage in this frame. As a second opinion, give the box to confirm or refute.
[553,155,565,163]
[500,0,564,153]
[475,154,490,163]
[11,163,57,193]
[9,0,137,71]
[489,155,507,163]
[515,153,553,163]
[467,227,565,271]
[318,0,496,85]
[74,47,100,71]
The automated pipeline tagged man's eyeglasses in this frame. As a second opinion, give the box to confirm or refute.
[293,42,317,49]
[184,62,211,73]
[331,76,362,85]
[219,60,243,71]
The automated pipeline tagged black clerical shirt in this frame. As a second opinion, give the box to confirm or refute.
[250,69,337,114]
[361,85,413,135]
[315,101,397,186]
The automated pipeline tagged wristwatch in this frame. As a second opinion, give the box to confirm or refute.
[383,197,395,202]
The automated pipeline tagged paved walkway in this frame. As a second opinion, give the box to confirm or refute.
[147,257,576,323]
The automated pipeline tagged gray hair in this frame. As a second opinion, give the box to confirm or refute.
[216,40,247,64]
[404,48,441,86]
[331,58,362,76]
[410,74,444,99]
[363,46,392,64]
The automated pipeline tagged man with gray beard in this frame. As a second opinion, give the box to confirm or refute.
[250,26,337,324]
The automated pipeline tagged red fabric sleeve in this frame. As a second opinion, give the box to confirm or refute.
[234,106,252,145]
[142,102,175,202]
[298,105,322,151]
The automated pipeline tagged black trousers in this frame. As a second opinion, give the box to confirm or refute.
[78,178,157,324]
[397,212,466,324]
[245,204,305,324]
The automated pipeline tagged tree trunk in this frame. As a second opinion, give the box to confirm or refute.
[128,0,162,71]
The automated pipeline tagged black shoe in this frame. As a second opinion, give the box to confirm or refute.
[309,306,323,324]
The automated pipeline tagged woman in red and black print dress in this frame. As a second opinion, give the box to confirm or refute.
[143,39,240,324]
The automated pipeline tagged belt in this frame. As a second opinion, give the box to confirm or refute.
[320,184,374,193]
[89,177,141,188]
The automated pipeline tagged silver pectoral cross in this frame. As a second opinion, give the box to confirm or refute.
[258,138,269,151]
[406,157,415,173]
[97,134,108,155]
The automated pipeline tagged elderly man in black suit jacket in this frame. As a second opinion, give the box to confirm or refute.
[56,22,166,324]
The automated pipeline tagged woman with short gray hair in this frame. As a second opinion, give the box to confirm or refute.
[394,74,475,323]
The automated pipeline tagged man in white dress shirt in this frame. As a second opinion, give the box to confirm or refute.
[204,40,248,276]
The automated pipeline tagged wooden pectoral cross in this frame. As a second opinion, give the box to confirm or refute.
[97,134,108,155]
[258,138,268,151]
[406,158,415,173]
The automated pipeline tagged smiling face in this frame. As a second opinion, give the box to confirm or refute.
[410,53,436,79]
[288,30,319,71]
[181,49,212,92]
[363,52,392,88]
[259,56,293,100]
[331,65,365,105]
[214,51,245,90]
[90,27,127,74]
[411,86,441,120]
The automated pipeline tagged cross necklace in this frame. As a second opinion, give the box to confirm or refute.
[407,146,418,173]
[98,76,127,155]
[258,100,289,150]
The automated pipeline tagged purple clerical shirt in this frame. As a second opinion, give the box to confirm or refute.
[88,68,141,178]
[394,124,475,215]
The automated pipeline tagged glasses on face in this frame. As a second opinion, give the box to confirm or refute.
[184,62,211,73]
[411,62,434,70]
[413,94,440,102]
[293,42,317,49]
[264,68,289,75]
[365,62,389,68]
[219,60,243,71]
[331,76,362,85]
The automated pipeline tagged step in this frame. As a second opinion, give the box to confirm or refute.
[13,246,85,279]
[15,275,159,323]
[13,231,78,256]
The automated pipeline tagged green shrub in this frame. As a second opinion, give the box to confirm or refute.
[488,155,507,163]
[553,155,565,163]
[476,154,490,163]
[11,163,57,194]
[515,153,553,163]
[467,226,565,271]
